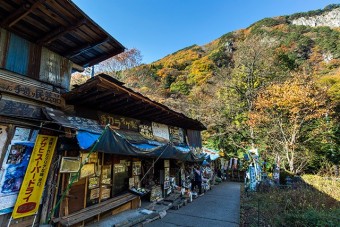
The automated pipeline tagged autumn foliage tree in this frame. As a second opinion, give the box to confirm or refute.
[96,48,142,78]
[250,74,330,173]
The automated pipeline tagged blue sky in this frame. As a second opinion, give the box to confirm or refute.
[73,0,338,64]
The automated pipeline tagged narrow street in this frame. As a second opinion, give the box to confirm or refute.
[145,182,240,227]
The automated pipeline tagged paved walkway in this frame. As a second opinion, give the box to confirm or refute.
[145,181,240,227]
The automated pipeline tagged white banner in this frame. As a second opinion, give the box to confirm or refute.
[152,122,169,141]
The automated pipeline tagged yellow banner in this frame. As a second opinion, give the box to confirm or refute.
[12,135,57,219]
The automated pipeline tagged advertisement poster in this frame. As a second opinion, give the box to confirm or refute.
[12,135,57,219]
[12,128,31,142]
[0,143,34,214]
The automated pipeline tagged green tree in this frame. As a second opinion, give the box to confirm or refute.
[250,74,330,173]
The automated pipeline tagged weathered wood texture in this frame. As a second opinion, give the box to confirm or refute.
[0,0,124,67]
[55,193,139,226]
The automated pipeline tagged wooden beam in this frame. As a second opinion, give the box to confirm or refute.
[99,94,130,108]
[37,18,87,45]
[72,63,84,72]
[77,90,113,105]
[1,0,47,28]
[65,37,110,58]
[105,99,141,111]
[121,104,149,116]
[141,110,169,120]
[96,75,187,121]
[127,107,156,118]
[116,100,144,113]
[65,87,98,103]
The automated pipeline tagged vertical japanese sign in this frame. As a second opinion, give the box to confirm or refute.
[12,135,57,219]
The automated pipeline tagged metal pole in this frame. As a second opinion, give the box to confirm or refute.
[6,216,12,227]
[32,213,38,227]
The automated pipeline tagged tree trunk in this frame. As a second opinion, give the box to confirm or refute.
[285,145,295,173]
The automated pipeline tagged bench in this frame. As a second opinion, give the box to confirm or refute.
[53,192,139,226]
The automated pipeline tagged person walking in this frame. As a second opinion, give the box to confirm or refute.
[192,165,203,195]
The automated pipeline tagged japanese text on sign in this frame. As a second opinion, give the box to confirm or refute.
[12,135,57,219]
[99,113,140,131]
[0,78,63,106]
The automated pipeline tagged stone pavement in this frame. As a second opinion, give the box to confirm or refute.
[86,181,240,227]
[144,181,241,227]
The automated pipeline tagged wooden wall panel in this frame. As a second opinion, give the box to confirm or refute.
[60,57,72,91]
[40,47,72,91]
[40,47,61,86]
[67,178,86,214]
[27,44,42,80]
[187,129,202,148]
[5,33,29,75]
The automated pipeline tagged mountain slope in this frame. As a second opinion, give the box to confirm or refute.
[121,4,340,118]
[111,4,340,172]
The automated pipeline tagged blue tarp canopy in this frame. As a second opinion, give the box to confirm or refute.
[81,128,201,162]
[44,106,204,162]
[76,130,101,150]
[202,147,220,161]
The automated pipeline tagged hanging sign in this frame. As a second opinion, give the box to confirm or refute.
[139,124,153,139]
[0,78,63,107]
[152,122,169,141]
[0,99,42,119]
[12,135,57,219]
[99,112,140,131]
[169,126,184,144]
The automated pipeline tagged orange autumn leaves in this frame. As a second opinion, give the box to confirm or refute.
[249,74,329,127]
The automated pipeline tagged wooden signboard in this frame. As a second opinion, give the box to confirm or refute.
[80,164,95,178]
[139,124,153,139]
[99,112,140,131]
[60,157,81,173]
[0,99,42,119]
[0,77,64,107]
[152,122,169,141]
[169,126,185,144]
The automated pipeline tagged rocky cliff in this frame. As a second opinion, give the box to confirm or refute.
[291,8,340,28]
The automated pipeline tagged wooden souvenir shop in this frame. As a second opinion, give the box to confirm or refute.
[53,150,142,226]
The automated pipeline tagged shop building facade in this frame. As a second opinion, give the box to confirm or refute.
[0,1,124,226]
[45,74,206,226]
[0,1,207,227]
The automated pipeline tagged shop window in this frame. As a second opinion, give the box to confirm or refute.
[5,34,29,75]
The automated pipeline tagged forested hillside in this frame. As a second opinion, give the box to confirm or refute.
[73,4,340,174]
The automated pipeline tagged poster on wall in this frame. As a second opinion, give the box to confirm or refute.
[169,127,184,144]
[80,164,95,178]
[60,157,81,173]
[132,162,141,176]
[101,188,111,200]
[12,135,58,219]
[0,143,34,214]
[0,126,39,215]
[12,127,31,142]
[152,122,169,141]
